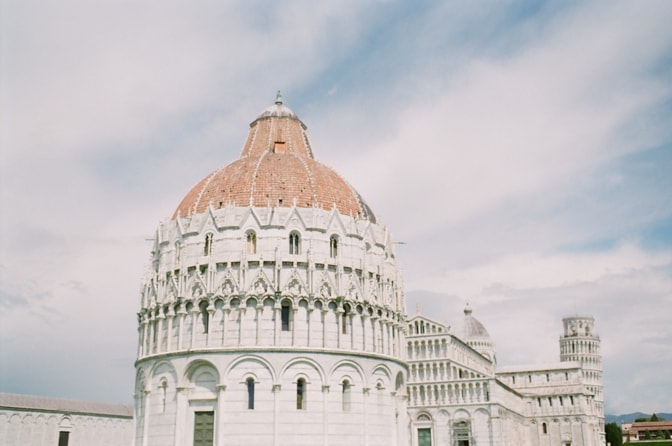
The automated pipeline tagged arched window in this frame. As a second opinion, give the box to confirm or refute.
[204,233,213,256]
[281,301,291,331]
[246,231,257,254]
[199,301,209,333]
[296,378,306,410]
[159,379,168,413]
[247,378,255,410]
[289,232,301,255]
[58,416,73,446]
[373,381,387,413]
[542,422,548,434]
[417,413,433,446]
[329,235,338,258]
[150,309,160,352]
[342,380,351,412]
[342,304,350,335]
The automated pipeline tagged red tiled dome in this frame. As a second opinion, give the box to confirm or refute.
[172,97,375,221]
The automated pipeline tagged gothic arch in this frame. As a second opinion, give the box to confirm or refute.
[282,269,308,296]
[214,268,240,297]
[247,269,273,295]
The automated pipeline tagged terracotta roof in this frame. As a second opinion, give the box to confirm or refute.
[172,97,375,222]
[631,421,672,429]
[0,393,133,418]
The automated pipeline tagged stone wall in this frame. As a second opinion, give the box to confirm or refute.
[0,396,133,446]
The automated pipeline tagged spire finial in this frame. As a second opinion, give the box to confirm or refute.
[275,90,283,105]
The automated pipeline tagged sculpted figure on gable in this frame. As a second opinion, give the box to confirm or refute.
[167,286,175,301]
[368,278,378,302]
[221,280,234,296]
[286,278,302,296]
[319,281,332,298]
[252,278,268,295]
[347,282,358,301]
[192,284,203,299]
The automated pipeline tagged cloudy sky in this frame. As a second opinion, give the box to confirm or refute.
[1,0,670,415]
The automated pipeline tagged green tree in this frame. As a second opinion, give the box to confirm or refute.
[606,422,623,446]
[644,430,652,440]
[651,413,660,422]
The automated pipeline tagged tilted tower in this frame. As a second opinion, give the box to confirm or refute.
[133,95,408,446]
[559,316,604,441]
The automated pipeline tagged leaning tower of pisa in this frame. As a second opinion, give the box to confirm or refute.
[559,316,604,440]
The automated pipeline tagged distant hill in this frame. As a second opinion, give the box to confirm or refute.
[606,413,672,424]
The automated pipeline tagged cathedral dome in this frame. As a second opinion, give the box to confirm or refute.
[456,304,496,363]
[457,304,492,340]
[172,94,375,221]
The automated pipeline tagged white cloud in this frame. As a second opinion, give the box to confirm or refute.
[323,1,672,241]
[411,243,672,298]
[1,1,371,162]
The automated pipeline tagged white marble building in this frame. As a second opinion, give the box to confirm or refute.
[0,393,133,446]
[133,94,409,446]
[0,96,605,446]
[406,308,604,446]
